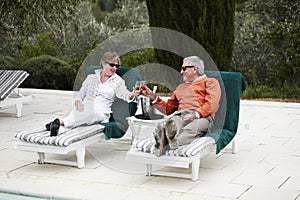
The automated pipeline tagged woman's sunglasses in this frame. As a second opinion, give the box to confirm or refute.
[181,66,194,71]
[106,62,120,68]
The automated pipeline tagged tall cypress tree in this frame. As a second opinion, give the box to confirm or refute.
[146,0,236,71]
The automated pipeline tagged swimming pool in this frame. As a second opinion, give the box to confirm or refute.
[0,191,46,200]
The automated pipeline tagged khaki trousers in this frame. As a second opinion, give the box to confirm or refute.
[171,114,213,146]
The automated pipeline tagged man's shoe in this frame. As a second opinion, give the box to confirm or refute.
[50,118,60,137]
[164,119,178,150]
[153,123,163,148]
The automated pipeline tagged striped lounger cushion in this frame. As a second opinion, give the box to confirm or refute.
[0,70,29,101]
[15,124,104,147]
[132,136,216,157]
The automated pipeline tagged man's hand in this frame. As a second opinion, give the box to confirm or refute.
[75,100,84,112]
[183,113,196,121]
[141,85,156,101]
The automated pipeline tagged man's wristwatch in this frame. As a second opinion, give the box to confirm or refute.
[193,111,200,119]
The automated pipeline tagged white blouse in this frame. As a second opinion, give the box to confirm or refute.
[74,69,133,114]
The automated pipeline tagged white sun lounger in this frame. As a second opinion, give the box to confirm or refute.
[126,136,237,181]
[15,124,105,168]
[0,70,32,117]
[125,71,247,181]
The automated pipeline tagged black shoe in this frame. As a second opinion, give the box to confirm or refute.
[50,118,60,137]
[45,122,52,131]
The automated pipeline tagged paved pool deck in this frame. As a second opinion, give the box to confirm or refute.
[0,88,299,200]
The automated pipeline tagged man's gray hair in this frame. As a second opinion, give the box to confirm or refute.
[183,56,205,75]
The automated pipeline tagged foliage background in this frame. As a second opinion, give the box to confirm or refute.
[146,0,236,72]
[0,0,299,99]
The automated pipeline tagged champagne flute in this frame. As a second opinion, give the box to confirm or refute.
[135,81,141,92]
[140,81,146,94]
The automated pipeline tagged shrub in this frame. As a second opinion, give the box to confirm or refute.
[0,55,19,70]
[242,85,300,99]
[14,33,58,61]
[21,55,75,90]
[121,49,157,68]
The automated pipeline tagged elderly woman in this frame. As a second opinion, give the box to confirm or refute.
[47,52,139,136]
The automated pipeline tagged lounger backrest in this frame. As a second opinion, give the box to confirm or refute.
[205,71,247,153]
[0,70,29,101]
[85,66,142,139]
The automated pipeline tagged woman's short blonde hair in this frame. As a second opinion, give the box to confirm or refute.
[100,52,121,66]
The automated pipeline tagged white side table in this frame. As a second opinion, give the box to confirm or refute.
[126,116,168,143]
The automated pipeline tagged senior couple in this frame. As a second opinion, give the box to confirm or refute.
[46,52,221,155]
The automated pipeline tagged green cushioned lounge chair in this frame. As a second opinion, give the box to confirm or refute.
[126,71,247,181]
[85,65,142,140]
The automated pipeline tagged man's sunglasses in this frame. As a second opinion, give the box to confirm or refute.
[106,62,120,68]
[181,66,194,71]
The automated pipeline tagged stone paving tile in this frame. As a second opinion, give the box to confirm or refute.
[0,173,235,199]
[140,176,200,193]
[189,180,250,199]
[200,152,236,170]
[11,163,71,177]
[238,186,300,200]
[280,176,300,191]
[230,171,290,189]
[198,168,242,183]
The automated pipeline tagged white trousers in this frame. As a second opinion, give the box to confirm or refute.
[59,101,110,134]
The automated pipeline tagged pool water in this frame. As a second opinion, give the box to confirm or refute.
[0,192,47,200]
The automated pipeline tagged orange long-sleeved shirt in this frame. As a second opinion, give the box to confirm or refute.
[154,77,221,119]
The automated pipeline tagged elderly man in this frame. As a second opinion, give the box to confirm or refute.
[142,56,221,156]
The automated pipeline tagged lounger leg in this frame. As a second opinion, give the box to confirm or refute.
[128,121,142,144]
[15,102,22,117]
[146,164,152,176]
[38,152,45,164]
[232,137,237,154]
[191,159,200,181]
[76,147,86,168]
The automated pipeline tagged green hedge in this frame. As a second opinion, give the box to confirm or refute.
[21,55,76,90]
[0,55,19,70]
[242,85,300,99]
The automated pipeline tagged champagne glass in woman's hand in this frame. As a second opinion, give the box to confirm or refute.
[134,81,141,95]
[135,81,140,90]
[139,81,146,94]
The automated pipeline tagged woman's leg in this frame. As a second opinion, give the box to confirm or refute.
[59,103,108,134]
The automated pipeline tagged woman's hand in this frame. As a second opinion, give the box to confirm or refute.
[129,87,141,100]
[75,100,84,112]
[132,87,141,97]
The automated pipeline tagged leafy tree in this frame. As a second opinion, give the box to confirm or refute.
[232,0,299,96]
[0,0,82,39]
[101,0,149,36]
[14,33,58,61]
[265,21,300,88]
[232,10,273,86]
